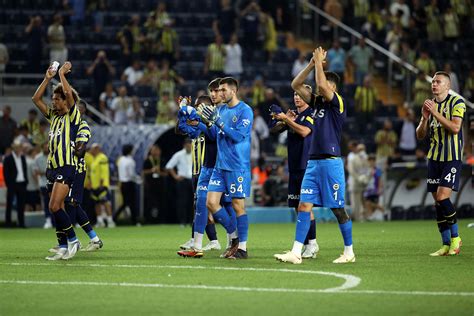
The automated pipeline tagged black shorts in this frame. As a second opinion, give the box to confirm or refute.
[66,171,86,204]
[364,195,379,203]
[288,170,305,208]
[91,187,110,203]
[46,166,76,193]
[427,160,462,192]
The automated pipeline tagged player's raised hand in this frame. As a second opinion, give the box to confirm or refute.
[45,64,57,80]
[59,61,72,75]
[178,96,192,108]
[313,47,327,64]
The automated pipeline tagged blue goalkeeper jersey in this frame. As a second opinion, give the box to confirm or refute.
[215,101,253,171]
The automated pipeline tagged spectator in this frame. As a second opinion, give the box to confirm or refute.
[354,75,378,131]
[0,105,17,155]
[324,0,344,28]
[165,139,193,225]
[25,16,45,74]
[143,145,167,222]
[415,51,436,76]
[3,141,27,228]
[251,123,261,164]
[25,145,40,212]
[253,108,269,141]
[115,144,140,225]
[156,91,177,124]
[47,13,68,64]
[34,142,51,228]
[348,37,373,85]
[347,143,369,221]
[240,1,262,59]
[412,72,431,113]
[261,12,277,64]
[110,85,132,124]
[121,59,144,87]
[346,140,358,209]
[151,1,170,30]
[117,15,143,68]
[143,12,161,59]
[363,154,384,221]
[89,143,115,227]
[99,82,117,117]
[14,126,31,146]
[139,59,160,88]
[353,0,370,29]
[292,51,311,79]
[32,120,49,147]
[443,6,460,41]
[158,61,184,99]
[425,0,442,41]
[21,109,40,139]
[69,0,86,26]
[158,19,179,67]
[252,157,269,186]
[86,0,106,33]
[375,119,398,168]
[389,0,410,28]
[250,76,266,107]
[127,97,145,124]
[0,36,9,73]
[224,33,243,79]
[443,62,460,93]
[257,88,288,124]
[86,50,116,103]
[463,69,474,100]
[451,0,471,34]
[385,23,402,55]
[204,34,226,78]
[411,0,427,38]
[397,109,417,156]
[213,0,238,43]
[327,40,346,87]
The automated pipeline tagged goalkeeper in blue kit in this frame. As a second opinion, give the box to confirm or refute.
[197,77,253,259]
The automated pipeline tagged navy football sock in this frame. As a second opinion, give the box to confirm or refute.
[205,224,218,241]
[438,199,458,238]
[53,209,77,242]
[75,204,97,239]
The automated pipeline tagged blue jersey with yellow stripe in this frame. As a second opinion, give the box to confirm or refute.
[427,94,465,162]
[75,120,91,174]
[308,92,346,157]
[287,107,314,172]
[44,104,81,169]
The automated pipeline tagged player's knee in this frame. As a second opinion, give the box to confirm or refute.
[332,207,350,224]
[298,203,312,212]
[206,199,219,213]
[49,199,61,212]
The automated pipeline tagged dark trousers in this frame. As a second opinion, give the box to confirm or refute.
[40,186,51,219]
[175,178,193,225]
[114,182,138,225]
[5,182,27,227]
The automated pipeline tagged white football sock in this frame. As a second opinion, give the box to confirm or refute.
[291,241,304,256]
[344,245,354,256]
[194,233,203,250]
[238,241,247,251]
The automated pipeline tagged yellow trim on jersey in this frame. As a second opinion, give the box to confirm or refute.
[335,92,344,113]
[305,116,314,124]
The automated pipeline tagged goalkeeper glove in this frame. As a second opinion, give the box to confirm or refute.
[197,103,223,128]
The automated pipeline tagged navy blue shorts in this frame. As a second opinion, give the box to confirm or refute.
[91,187,110,203]
[46,165,76,193]
[427,160,462,192]
[288,170,305,208]
[66,171,86,204]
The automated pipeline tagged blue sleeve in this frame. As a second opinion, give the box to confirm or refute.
[198,122,218,140]
[220,107,253,143]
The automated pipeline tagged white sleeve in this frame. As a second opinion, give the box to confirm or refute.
[165,152,179,169]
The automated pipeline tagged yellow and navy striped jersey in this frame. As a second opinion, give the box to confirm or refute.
[192,135,205,176]
[207,43,225,72]
[21,119,40,136]
[74,120,91,174]
[354,86,377,112]
[44,104,81,169]
[427,94,466,161]
[89,152,110,189]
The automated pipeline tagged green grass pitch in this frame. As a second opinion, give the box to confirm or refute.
[1,220,473,315]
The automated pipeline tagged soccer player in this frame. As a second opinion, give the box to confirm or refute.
[48,100,103,256]
[416,71,465,256]
[32,61,81,260]
[270,85,320,259]
[88,143,115,228]
[198,77,253,259]
[275,47,355,264]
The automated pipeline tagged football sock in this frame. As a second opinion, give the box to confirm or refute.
[291,241,304,256]
[224,202,237,233]
[214,207,236,235]
[191,222,195,238]
[338,220,353,246]
[295,212,311,244]
[306,219,316,244]
[194,232,204,250]
[75,205,97,240]
[435,204,451,245]
[53,209,77,242]
[65,203,77,225]
[237,214,248,250]
[56,229,67,248]
[438,198,458,238]
[194,196,207,235]
[205,223,218,241]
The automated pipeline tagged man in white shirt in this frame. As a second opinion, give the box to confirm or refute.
[166,139,193,225]
[110,85,132,124]
[398,109,417,156]
[121,60,144,87]
[3,141,28,227]
[224,34,243,79]
[115,144,139,225]
[35,143,52,228]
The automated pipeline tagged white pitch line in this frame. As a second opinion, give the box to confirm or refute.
[0,262,360,292]
[0,280,473,297]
